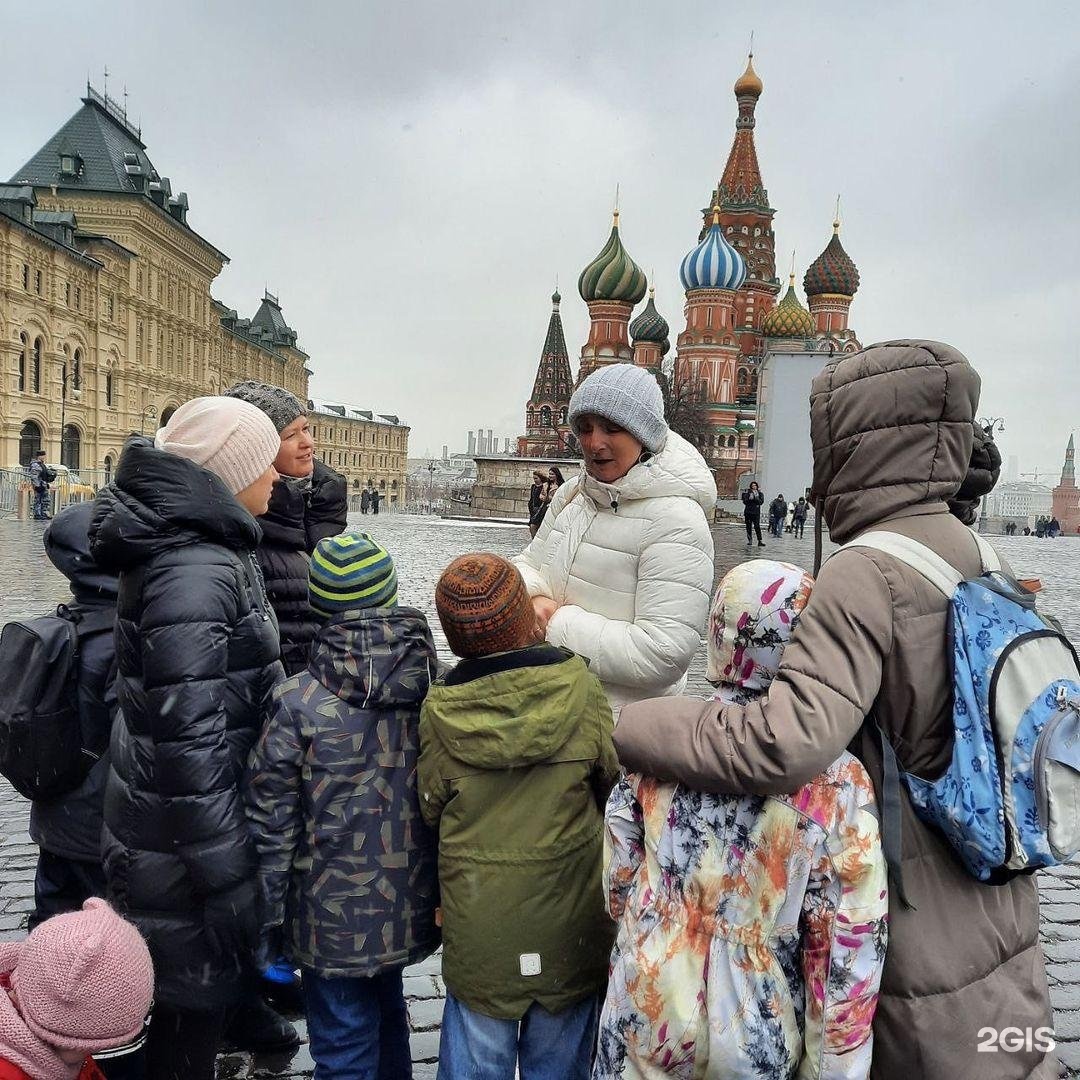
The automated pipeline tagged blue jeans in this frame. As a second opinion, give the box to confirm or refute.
[302,967,411,1080]
[437,992,598,1080]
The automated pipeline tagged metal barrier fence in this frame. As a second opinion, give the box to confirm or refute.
[0,467,112,519]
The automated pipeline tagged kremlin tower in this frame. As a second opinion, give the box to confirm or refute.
[518,290,575,458]
[576,209,648,384]
[1052,434,1080,534]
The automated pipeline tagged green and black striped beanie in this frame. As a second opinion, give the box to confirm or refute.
[309,532,398,616]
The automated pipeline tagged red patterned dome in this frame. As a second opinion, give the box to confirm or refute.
[803,222,860,298]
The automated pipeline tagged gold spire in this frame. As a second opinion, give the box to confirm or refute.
[833,194,842,234]
[711,203,722,226]
[734,51,763,98]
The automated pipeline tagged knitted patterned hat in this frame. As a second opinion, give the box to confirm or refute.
[224,381,307,433]
[155,396,280,495]
[309,532,398,616]
[7,898,153,1053]
[435,554,538,659]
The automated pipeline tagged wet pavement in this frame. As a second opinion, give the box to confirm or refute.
[0,512,1077,1076]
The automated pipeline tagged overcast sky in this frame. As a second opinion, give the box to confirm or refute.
[5,0,1078,475]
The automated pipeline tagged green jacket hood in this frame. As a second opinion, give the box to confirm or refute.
[423,646,589,769]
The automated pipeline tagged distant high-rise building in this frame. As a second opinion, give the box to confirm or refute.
[442,445,449,461]
[468,430,476,455]
[1006,454,1020,483]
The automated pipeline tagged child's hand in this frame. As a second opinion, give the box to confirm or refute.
[532,596,559,634]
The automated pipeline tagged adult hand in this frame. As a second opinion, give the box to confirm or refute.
[532,596,559,635]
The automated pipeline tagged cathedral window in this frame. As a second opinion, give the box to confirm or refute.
[35,270,42,295]
[32,338,42,394]
[105,370,114,407]
[65,282,71,305]
[18,333,27,392]
[22,265,29,290]
[72,349,81,390]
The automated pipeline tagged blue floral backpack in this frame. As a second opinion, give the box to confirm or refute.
[843,529,1080,898]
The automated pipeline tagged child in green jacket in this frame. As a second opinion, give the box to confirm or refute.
[420,553,619,1080]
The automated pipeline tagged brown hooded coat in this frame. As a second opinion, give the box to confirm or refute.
[613,341,1056,1079]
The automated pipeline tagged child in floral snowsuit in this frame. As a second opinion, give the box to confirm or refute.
[595,560,888,1079]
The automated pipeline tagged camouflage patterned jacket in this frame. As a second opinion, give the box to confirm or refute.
[245,606,441,977]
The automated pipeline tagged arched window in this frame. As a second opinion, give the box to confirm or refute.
[19,421,42,466]
[540,406,552,428]
[61,425,80,470]
[391,480,398,491]
[105,370,114,407]
[72,348,82,390]
[559,406,568,424]
[747,435,755,450]
[32,338,43,394]
[104,455,114,486]
[727,435,736,449]
[18,333,27,392]
[380,480,386,491]
[160,405,177,426]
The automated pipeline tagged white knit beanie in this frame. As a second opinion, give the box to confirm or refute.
[567,363,668,452]
[155,396,280,495]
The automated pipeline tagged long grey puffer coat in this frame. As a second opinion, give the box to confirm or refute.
[89,437,285,1011]
[614,341,1056,1079]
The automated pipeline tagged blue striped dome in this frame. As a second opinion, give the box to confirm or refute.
[679,220,746,292]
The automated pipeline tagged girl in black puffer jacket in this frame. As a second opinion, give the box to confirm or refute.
[88,398,284,1080]
[225,382,347,676]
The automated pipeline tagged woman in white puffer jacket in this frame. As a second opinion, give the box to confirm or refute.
[514,363,716,712]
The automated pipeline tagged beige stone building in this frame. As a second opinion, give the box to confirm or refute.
[0,85,406,484]
[308,400,409,510]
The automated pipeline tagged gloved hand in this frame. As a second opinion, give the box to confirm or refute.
[203,879,258,961]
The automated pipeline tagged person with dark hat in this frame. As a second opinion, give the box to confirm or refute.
[224,381,347,676]
[419,553,619,1080]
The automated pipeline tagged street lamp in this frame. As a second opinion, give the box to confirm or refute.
[140,404,158,437]
[427,460,437,515]
[59,365,82,468]
[977,416,1006,533]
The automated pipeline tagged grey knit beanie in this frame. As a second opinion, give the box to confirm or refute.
[567,363,668,452]
[224,381,306,433]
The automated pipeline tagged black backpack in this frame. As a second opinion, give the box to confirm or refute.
[0,604,115,800]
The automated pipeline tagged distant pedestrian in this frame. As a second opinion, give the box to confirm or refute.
[27,451,52,520]
[741,481,765,546]
[421,554,619,1080]
[768,493,787,537]
[527,470,548,537]
[529,467,564,537]
[792,495,808,538]
[1036,517,1046,538]
[360,489,370,515]
[371,489,381,515]
[1049,517,1061,538]
[0,898,153,1080]
[247,533,440,1080]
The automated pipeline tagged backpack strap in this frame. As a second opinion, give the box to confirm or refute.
[841,531,962,598]
[969,528,1002,573]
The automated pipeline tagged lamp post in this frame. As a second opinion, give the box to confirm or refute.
[977,416,1006,534]
[59,366,82,468]
[427,460,437,515]
[140,404,158,437]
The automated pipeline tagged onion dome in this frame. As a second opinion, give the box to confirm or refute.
[804,220,860,298]
[734,53,763,99]
[762,274,815,338]
[680,207,746,292]
[578,210,648,304]
[630,286,671,355]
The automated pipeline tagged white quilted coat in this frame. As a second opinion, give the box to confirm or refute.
[514,431,715,711]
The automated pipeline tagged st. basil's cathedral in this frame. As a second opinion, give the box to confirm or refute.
[518,53,863,497]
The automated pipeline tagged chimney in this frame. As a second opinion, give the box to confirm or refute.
[487,430,493,454]
[468,431,476,455]
[503,437,511,454]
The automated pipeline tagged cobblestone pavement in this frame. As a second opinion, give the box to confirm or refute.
[0,513,1078,1076]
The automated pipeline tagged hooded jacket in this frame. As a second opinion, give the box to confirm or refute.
[513,430,715,711]
[257,461,347,676]
[29,503,119,863]
[596,561,887,1080]
[88,437,284,1011]
[245,607,441,977]
[418,644,620,1019]
[613,342,1056,1078]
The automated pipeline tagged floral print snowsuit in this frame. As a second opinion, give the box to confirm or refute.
[595,561,888,1079]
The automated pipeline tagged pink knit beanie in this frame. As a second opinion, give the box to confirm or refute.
[8,898,154,1053]
[154,396,280,495]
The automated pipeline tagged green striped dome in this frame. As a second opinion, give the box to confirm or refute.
[578,211,648,304]
[763,275,815,338]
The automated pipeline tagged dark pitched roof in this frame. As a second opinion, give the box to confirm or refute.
[249,291,297,346]
[11,93,154,195]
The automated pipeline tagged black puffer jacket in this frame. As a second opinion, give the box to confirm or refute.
[29,502,118,863]
[258,462,347,676]
[89,437,285,1011]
